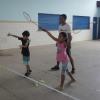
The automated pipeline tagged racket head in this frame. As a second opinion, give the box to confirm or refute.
[23,11,32,22]
[23,11,44,31]
[23,11,38,26]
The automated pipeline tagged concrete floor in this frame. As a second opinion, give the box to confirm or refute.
[0,40,100,100]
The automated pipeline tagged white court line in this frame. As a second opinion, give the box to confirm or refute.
[0,66,80,100]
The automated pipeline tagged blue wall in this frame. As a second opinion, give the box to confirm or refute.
[0,0,98,21]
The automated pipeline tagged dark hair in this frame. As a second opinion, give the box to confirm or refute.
[59,32,67,42]
[22,31,30,37]
[60,14,67,20]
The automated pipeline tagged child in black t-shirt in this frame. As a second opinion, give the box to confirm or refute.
[8,31,32,76]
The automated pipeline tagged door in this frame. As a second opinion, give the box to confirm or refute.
[93,17,98,40]
[98,17,100,39]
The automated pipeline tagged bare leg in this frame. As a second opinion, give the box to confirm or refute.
[67,48,75,74]
[67,70,75,85]
[26,65,31,72]
[68,55,75,74]
[60,74,65,89]
[25,65,32,76]
[68,71,75,81]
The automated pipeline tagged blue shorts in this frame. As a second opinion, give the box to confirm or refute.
[61,62,68,75]
[23,56,30,65]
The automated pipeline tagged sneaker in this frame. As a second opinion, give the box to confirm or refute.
[51,65,59,71]
[25,72,30,77]
[29,70,32,73]
[25,70,32,77]
[71,68,75,74]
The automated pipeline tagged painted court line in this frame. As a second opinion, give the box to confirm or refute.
[0,65,80,100]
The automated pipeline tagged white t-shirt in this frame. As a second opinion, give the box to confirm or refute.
[59,23,71,36]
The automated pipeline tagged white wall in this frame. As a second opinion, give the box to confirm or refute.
[0,21,92,50]
[0,22,56,49]
[0,0,98,49]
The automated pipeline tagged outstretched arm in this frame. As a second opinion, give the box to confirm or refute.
[7,33,20,38]
[40,28,59,42]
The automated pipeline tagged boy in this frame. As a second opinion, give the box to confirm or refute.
[8,31,32,76]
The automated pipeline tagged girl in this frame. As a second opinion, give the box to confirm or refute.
[41,28,75,90]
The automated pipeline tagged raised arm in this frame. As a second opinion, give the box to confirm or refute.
[40,28,59,42]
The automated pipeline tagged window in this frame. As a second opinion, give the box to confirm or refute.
[73,16,90,30]
[38,13,60,30]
